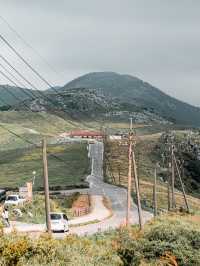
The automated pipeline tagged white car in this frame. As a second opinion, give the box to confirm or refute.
[50,213,69,233]
[4,195,26,206]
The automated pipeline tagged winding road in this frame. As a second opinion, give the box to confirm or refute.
[70,141,152,235]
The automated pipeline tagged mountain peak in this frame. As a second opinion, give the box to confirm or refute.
[61,71,200,126]
[64,71,141,90]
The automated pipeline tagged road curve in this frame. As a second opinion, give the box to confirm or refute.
[70,141,153,236]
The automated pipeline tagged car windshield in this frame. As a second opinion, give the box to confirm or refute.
[50,214,62,220]
[7,196,17,201]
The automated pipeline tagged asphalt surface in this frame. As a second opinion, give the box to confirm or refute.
[69,141,153,236]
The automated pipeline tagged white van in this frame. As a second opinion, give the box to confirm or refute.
[50,213,69,233]
[4,195,26,206]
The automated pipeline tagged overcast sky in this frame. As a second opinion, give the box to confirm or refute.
[0,0,200,106]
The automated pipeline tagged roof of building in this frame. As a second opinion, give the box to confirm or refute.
[60,130,104,137]
[70,130,103,136]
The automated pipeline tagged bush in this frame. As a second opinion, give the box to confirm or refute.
[0,235,33,265]
[0,233,122,266]
[116,216,200,266]
[142,221,200,265]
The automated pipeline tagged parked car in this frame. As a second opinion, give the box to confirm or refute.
[50,212,69,233]
[4,195,26,206]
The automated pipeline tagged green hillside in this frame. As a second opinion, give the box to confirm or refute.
[0,110,84,151]
[0,143,89,190]
[0,85,40,107]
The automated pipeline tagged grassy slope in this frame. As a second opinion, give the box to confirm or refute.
[0,143,89,189]
[0,111,81,134]
[0,111,96,189]
[104,133,200,212]
[0,111,84,151]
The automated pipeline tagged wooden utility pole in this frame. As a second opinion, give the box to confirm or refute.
[173,154,190,212]
[153,167,158,217]
[168,162,171,211]
[132,149,143,229]
[42,138,51,234]
[126,117,143,229]
[171,146,176,209]
[102,127,107,178]
[126,131,133,226]
[118,166,121,185]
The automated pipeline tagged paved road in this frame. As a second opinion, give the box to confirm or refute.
[70,142,152,235]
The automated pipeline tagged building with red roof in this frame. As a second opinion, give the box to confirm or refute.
[60,130,104,139]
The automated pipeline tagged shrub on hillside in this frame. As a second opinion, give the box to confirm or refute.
[0,214,200,265]
[0,235,33,265]
[142,221,200,265]
[116,217,200,266]
[0,233,122,266]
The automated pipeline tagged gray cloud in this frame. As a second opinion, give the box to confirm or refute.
[0,0,200,106]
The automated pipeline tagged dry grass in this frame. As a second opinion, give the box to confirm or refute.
[104,138,200,212]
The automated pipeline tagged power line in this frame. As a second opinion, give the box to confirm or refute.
[0,87,66,143]
[0,122,67,164]
[0,54,41,92]
[0,34,79,127]
[0,54,72,119]
[0,69,63,134]
[0,54,52,101]
[0,34,53,88]
[0,34,71,102]
[0,61,28,89]
[0,54,50,105]
[0,74,72,164]
[0,57,79,133]
[0,14,61,77]
[0,68,35,102]
[0,85,12,107]
[0,33,79,165]
[0,53,79,130]
[0,55,65,113]
[0,55,69,119]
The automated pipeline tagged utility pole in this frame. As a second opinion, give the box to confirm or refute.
[173,154,190,212]
[118,166,121,185]
[171,145,176,209]
[42,138,51,234]
[130,117,133,131]
[126,129,133,226]
[132,148,143,229]
[102,127,108,179]
[168,162,171,211]
[153,166,158,217]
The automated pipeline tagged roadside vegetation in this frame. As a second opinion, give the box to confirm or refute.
[7,193,80,224]
[104,132,200,213]
[1,213,200,265]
